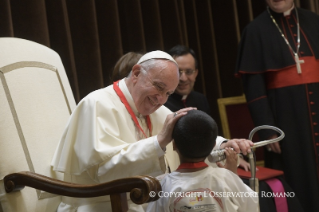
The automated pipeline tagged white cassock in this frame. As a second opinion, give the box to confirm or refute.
[51,79,226,211]
[146,166,259,212]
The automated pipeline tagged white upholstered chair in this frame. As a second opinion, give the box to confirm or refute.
[0,38,160,212]
[0,37,75,212]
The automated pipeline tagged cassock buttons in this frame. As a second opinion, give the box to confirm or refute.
[312,112,317,115]
[314,122,318,126]
[310,102,315,105]
[290,24,294,27]
[294,34,297,37]
[315,133,319,136]
[309,91,313,94]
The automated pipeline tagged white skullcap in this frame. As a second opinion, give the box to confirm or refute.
[137,50,178,65]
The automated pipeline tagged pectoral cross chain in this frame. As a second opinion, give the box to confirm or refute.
[267,7,304,74]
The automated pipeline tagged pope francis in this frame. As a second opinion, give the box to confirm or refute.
[51,50,253,211]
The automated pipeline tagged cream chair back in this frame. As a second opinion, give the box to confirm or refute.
[0,38,76,212]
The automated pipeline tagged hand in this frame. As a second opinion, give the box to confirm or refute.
[266,134,281,153]
[239,157,250,171]
[157,107,196,149]
[267,142,281,153]
[217,147,238,174]
[220,139,254,155]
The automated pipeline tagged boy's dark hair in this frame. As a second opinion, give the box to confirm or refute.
[172,110,218,159]
[168,45,198,69]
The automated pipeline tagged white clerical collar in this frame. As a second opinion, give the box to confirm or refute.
[119,78,142,117]
[182,95,187,100]
[283,3,295,16]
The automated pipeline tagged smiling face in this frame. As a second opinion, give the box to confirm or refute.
[266,0,294,13]
[174,53,198,96]
[128,59,179,116]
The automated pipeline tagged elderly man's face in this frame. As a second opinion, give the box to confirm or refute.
[266,0,294,13]
[174,53,198,96]
[130,60,179,116]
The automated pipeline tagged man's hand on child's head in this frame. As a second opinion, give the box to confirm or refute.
[158,107,196,149]
[223,147,238,174]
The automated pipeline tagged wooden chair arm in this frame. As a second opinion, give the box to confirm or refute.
[4,171,161,205]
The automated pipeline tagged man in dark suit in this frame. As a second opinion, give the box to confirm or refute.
[164,45,210,115]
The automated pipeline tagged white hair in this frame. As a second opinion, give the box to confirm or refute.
[139,59,177,75]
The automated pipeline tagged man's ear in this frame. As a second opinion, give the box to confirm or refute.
[194,68,199,79]
[131,64,141,83]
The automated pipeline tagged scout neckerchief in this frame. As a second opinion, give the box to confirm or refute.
[113,80,152,138]
[176,161,208,170]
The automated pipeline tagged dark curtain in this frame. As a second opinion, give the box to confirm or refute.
[1,0,317,132]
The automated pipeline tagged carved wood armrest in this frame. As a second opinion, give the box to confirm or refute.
[4,171,161,205]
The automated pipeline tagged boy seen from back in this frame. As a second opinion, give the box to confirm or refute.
[147,110,258,212]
